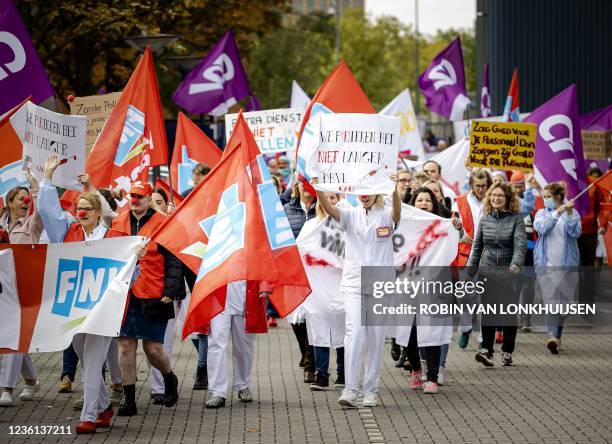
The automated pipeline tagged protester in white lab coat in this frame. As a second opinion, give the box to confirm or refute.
[297,194,346,391]
[395,188,453,394]
[315,176,401,408]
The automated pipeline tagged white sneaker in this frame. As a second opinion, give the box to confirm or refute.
[362,392,380,407]
[437,367,445,386]
[19,382,40,401]
[338,389,358,408]
[0,391,14,406]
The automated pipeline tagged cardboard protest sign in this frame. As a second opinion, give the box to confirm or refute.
[69,92,121,155]
[225,108,302,154]
[581,130,611,160]
[303,113,400,195]
[10,101,86,190]
[468,120,536,172]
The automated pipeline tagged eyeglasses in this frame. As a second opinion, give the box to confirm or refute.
[490,194,506,199]
[76,207,95,212]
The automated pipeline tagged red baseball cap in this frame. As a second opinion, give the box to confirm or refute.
[129,181,153,196]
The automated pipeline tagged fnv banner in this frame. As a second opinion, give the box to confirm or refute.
[10,101,86,191]
[302,113,400,195]
[225,108,303,154]
[0,236,144,353]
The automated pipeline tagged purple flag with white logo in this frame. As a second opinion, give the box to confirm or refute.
[480,63,491,118]
[173,31,251,116]
[246,93,261,111]
[0,0,54,116]
[524,85,590,215]
[417,37,470,121]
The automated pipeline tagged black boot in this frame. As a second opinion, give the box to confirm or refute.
[163,371,179,407]
[193,366,208,390]
[396,346,408,368]
[117,384,137,416]
[391,338,401,361]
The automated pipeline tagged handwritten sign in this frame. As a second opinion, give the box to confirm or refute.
[303,113,400,195]
[10,101,86,191]
[468,121,537,172]
[582,130,611,160]
[225,108,302,154]
[69,92,121,155]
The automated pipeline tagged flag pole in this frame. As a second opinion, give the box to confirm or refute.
[573,170,611,200]
[166,162,176,205]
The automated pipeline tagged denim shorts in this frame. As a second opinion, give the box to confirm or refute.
[120,296,168,343]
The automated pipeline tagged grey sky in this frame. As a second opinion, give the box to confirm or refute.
[365,0,476,36]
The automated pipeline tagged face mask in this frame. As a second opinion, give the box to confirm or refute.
[277,167,290,176]
[543,197,556,210]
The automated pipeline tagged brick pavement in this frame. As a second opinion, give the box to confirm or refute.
[1,323,611,443]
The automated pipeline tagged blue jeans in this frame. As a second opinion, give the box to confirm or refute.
[61,343,79,381]
[267,300,279,318]
[547,314,565,339]
[313,346,344,380]
[191,334,208,368]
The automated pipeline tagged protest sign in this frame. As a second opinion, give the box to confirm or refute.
[69,92,121,155]
[0,236,143,353]
[225,108,303,154]
[10,101,86,190]
[468,120,536,172]
[303,113,400,195]
[581,130,611,160]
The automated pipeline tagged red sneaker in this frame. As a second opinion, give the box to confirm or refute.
[268,317,278,327]
[95,405,114,428]
[495,331,504,344]
[75,421,96,434]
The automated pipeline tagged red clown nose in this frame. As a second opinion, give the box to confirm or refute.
[77,210,88,218]
[22,196,31,205]
[131,197,140,205]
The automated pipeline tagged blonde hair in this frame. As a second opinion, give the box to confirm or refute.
[77,192,102,223]
[315,200,328,220]
[483,183,520,214]
[372,195,385,208]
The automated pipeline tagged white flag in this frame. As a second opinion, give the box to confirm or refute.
[380,89,425,159]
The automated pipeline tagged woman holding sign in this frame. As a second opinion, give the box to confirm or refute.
[315,176,402,408]
[38,155,143,434]
[0,173,43,408]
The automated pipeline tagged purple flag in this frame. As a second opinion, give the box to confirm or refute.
[580,105,612,131]
[246,93,261,111]
[524,85,590,215]
[0,0,54,116]
[480,63,491,118]
[417,37,470,121]
[580,105,611,174]
[172,31,251,116]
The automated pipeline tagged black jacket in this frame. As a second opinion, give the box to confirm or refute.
[283,197,316,239]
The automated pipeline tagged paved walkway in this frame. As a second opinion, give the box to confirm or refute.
[1,322,611,443]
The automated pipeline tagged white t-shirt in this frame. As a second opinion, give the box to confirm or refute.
[338,205,396,292]
[546,214,565,267]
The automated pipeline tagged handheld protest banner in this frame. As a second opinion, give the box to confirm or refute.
[468,120,537,172]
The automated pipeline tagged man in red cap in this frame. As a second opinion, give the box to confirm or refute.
[111,181,185,416]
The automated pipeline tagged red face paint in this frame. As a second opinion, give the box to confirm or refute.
[77,210,88,218]
[22,196,31,205]
[131,197,140,205]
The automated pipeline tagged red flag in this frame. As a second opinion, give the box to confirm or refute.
[592,170,612,195]
[295,61,374,193]
[153,113,311,337]
[170,112,222,196]
[85,47,168,207]
[502,68,520,122]
[0,97,32,207]
[154,178,184,205]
